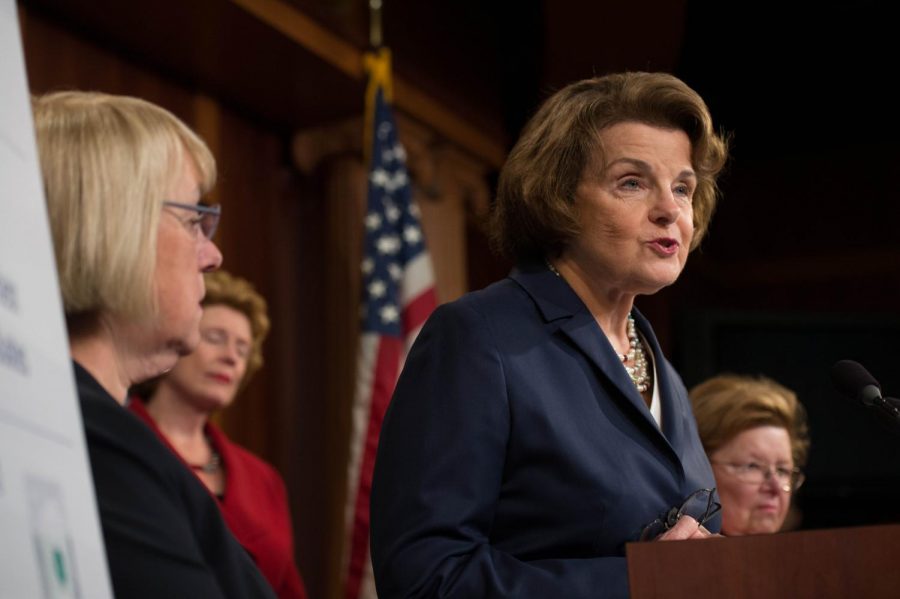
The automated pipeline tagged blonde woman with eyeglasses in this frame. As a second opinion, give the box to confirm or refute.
[689,374,810,535]
[34,91,274,598]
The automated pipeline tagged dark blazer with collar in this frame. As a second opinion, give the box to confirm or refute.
[370,262,718,599]
[128,398,308,599]
[75,362,276,599]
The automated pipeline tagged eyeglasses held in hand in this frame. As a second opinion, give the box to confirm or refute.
[163,201,221,240]
[711,461,805,493]
[638,488,721,542]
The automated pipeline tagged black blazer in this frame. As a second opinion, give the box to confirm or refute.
[75,362,275,599]
[371,263,717,598]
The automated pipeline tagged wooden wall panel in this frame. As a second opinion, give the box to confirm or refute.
[19,6,495,599]
[320,154,367,599]
[20,7,330,598]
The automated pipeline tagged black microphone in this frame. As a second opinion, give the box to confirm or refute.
[831,360,900,430]
[831,359,884,406]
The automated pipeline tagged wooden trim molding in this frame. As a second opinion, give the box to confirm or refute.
[231,0,507,168]
[230,0,363,78]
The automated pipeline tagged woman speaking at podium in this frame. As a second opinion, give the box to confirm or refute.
[371,72,729,598]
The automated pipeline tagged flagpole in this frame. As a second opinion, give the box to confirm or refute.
[369,0,382,49]
[345,6,439,598]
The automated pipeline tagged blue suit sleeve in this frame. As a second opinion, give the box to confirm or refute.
[370,301,630,598]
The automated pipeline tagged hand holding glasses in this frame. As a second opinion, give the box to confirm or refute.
[639,488,721,542]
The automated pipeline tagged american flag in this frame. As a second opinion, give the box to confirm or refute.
[342,48,437,599]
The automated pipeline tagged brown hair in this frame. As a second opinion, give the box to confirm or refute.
[689,374,810,467]
[490,71,729,261]
[201,270,270,387]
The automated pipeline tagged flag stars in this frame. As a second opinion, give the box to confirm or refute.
[379,304,399,324]
[408,202,420,218]
[365,212,382,230]
[391,170,409,190]
[361,258,375,275]
[370,168,390,188]
[387,263,402,281]
[371,170,409,193]
[377,122,392,140]
[376,235,401,255]
[403,225,422,244]
[368,279,387,299]
[381,144,407,164]
[385,204,401,223]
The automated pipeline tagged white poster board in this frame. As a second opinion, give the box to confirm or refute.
[0,2,113,597]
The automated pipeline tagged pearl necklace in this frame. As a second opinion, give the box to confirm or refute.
[546,259,651,393]
[624,314,650,393]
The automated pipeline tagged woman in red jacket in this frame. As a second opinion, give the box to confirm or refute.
[130,270,307,599]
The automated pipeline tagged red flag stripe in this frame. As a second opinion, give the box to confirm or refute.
[344,336,402,599]
[402,287,437,335]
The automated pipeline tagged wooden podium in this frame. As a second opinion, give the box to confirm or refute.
[626,524,900,598]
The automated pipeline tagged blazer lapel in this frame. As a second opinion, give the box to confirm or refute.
[558,312,652,421]
[510,262,682,466]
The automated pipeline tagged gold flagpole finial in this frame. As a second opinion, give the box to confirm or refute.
[369,0,383,49]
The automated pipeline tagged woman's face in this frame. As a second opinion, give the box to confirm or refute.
[153,156,223,356]
[164,304,253,411]
[710,426,795,536]
[563,121,695,296]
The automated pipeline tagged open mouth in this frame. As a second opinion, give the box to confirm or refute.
[648,238,679,255]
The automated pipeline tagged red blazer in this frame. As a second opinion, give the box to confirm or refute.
[129,399,308,599]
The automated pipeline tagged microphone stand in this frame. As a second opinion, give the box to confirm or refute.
[871,395,900,434]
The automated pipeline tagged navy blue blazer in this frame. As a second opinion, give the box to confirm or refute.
[370,262,718,598]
